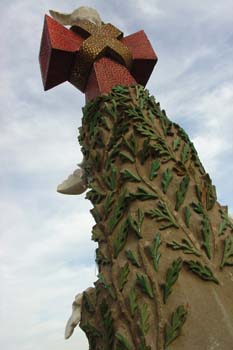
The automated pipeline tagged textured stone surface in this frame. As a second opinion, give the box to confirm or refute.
[78,85,233,350]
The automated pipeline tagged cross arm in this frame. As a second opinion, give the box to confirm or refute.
[39,15,158,100]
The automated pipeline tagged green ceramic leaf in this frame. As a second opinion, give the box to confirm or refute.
[191,202,205,216]
[90,206,101,223]
[167,239,200,257]
[103,192,114,218]
[109,192,127,232]
[118,263,130,291]
[113,220,129,258]
[173,137,181,151]
[135,84,144,100]
[104,164,117,191]
[148,110,155,122]
[152,101,172,136]
[138,340,151,350]
[128,289,137,317]
[100,299,114,346]
[115,333,132,350]
[136,273,154,299]
[158,110,173,136]
[162,258,183,303]
[88,111,100,138]
[220,236,233,269]
[83,97,100,119]
[148,201,179,230]
[119,151,135,163]
[195,184,202,202]
[177,126,190,143]
[149,160,160,180]
[120,169,141,182]
[185,260,219,284]
[95,248,110,266]
[126,249,141,267]
[94,129,105,148]
[125,105,142,119]
[184,206,192,228]
[140,138,151,164]
[138,303,150,335]
[104,101,117,121]
[165,305,187,348]
[112,85,129,94]
[102,116,111,130]
[86,186,105,205]
[128,187,158,201]
[98,274,116,299]
[128,209,144,238]
[123,133,136,155]
[136,123,157,141]
[109,122,129,149]
[175,175,190,211]
[151,137,174,163]
[201,216,212,259]
[218,220,228,236]
[81,322,101,337]
[162,168,173,194]
[147,233,162,271]
[205,174,217,210]
[218,208,233,236]
[139,94,146,110]
[108,143,121,163]
[91,226,105,242]
[181,143,189,163]
[82,292,95,314]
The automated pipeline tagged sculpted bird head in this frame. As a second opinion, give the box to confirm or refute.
[49,6,102,27]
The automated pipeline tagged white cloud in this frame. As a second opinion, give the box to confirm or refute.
[0,117,80,172]
[0,197,96,350]
[134,0,163,16]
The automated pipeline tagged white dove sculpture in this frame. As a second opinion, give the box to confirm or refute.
[65,287,93,339]
[49,6,102,27]
[57,167,87,195]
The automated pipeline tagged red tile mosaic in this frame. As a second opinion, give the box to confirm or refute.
[39,15,157,98]
[85,57,136,102]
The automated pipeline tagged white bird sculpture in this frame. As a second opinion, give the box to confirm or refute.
[65,292,83,339]
[57,168,87,195]
[65,287,93,339]
[49,6,102,27]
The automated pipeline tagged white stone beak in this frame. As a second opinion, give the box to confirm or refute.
[65,293,83,339]
[57,168,87,195]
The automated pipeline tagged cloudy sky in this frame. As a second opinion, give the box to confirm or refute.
[0,1,233,349]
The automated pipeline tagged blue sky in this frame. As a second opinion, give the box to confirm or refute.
[0,1,233,349]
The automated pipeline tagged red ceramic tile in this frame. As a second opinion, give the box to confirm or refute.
[39,15,83,90]
[85,57,136,101]
[44,15,83,52]
[122,30,158,86]
[39,15,157,97]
